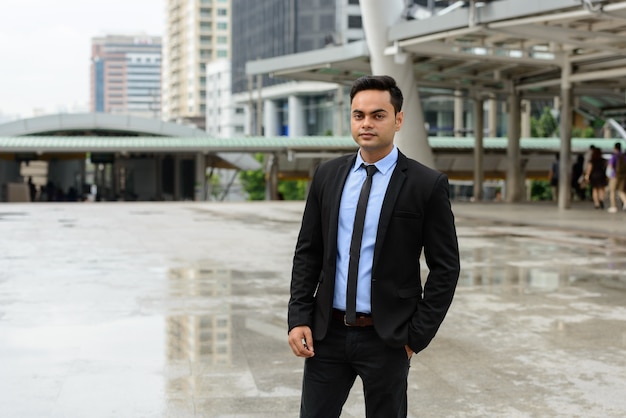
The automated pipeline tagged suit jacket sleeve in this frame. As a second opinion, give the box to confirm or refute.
[408,173,460,353]
[288,168,325,332]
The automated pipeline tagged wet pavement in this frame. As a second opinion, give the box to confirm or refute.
[0,201,625,417]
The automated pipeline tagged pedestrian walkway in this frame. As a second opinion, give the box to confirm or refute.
[0,201,625,417]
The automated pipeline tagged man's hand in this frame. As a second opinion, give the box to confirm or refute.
[288,325,315,358]
[405,345,413,359]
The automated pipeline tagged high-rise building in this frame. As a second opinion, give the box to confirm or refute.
[162,0,231,127]
[90,34,162,118]
[230,0,364,137]
[231,0,363,95]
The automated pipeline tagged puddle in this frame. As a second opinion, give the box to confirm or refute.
[456,219,626,294]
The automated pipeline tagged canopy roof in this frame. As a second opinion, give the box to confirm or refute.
[247,0,626,118]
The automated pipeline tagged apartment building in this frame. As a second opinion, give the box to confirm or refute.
[162,0,231,128]
[90,34,162,118]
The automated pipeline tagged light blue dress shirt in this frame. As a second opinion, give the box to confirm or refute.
[333,146,398,313]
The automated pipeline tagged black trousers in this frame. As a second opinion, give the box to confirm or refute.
[300,319,410,418]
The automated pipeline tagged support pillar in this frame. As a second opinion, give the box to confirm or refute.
[488,96,498,137]
[454,90,463,137]
[264,99,279,137]
[505,90,523,202]
[360,0,435,167]
[473,97,485,201]
[521,99,531,138]
[288,95,306,137]
[256,74,263,136]
[195,153,207,201]
[558,58,573,210]
[265,153,279,200]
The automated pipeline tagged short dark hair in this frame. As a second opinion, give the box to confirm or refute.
[615,142,622,151]
[349,75,403,114]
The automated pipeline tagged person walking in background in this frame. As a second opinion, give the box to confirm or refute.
[583,144,596,170]
[584,147,607,209]
[27,177,37,202]
[571,154,586,201]
[548,153,559,202]
[287,75,460,417]
[607,142,626,213]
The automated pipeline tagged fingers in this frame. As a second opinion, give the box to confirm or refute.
[288,326,315,358]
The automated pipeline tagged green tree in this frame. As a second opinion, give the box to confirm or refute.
[530,107,558,137]
[530,180,552,201]
[278,179,307,200]
[239,153,266,201]
[238,154,308,201]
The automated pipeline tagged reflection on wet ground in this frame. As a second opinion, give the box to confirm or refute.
[0,202,625,417]
[457,220,626,293]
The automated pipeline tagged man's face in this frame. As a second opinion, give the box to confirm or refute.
[350,89,403,163]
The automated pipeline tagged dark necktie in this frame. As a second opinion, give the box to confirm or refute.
[345,163,377,324]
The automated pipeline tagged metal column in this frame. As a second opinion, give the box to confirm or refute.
[558,56,573,210]
[473,97,485,201]
[360,0,435,168]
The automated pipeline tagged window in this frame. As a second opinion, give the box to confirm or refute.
[348,15,362,29]
[217,8,227,16]
[217,22,227,30]
[217,36,227,44]
[348,0,359,4]
[217,50,228,57]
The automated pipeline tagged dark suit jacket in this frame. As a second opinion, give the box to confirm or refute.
[288,150,460,353]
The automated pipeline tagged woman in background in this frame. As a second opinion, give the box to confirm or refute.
[585,147,607,209]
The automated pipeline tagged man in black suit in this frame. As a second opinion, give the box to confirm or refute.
[288,75,460,417]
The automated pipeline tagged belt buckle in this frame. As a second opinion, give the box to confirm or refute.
[343,314,353,326]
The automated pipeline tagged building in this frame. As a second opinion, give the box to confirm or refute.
[230,0,364,137]
[90,34,162,118]
[162,0,232,128]
[205,60,246,138]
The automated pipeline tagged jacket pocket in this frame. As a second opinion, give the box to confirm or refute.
[393,210,421,219]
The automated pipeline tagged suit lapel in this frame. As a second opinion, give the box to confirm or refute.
[373,151,408,270]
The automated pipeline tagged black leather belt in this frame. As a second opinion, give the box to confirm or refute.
[332,309,374,327]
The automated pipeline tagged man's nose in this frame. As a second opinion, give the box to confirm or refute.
[361,116,374,126]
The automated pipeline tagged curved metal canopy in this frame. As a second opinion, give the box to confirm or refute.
[247,0,626,118]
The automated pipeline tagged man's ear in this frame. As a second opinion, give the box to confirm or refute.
[395,111,404,131]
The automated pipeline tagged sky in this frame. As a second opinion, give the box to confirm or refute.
[0,0,164,120]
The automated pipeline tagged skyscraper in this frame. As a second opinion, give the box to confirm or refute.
[230,0,364,136]
[162,0,231,128]
[90,34,162,118]
[231,0,363,95]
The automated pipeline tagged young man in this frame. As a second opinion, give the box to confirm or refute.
[287,75,460,417]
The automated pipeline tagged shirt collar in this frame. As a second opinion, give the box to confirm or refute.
[354,145,398,175]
